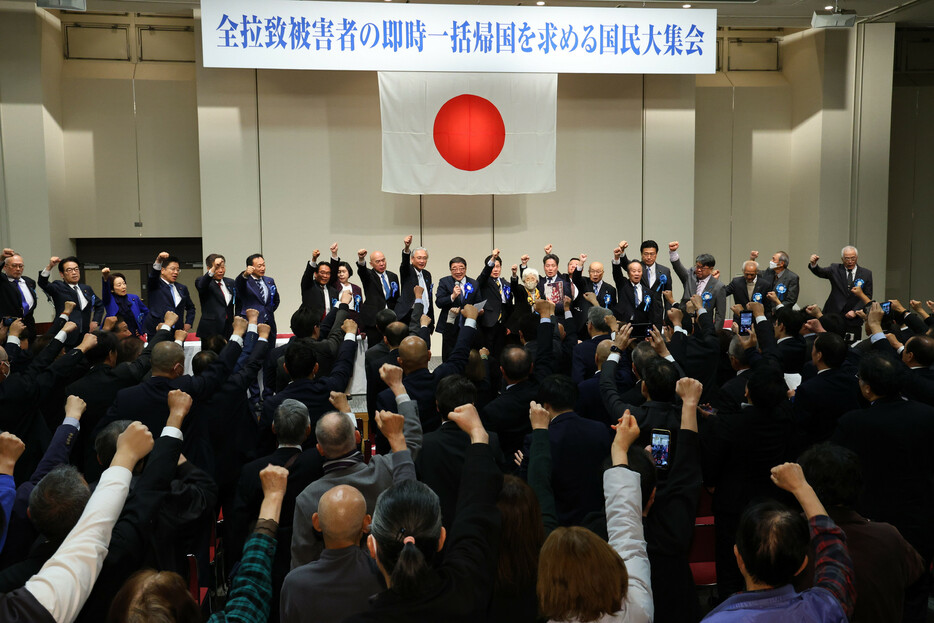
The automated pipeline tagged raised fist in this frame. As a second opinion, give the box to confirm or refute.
[491,248,500,259]
[750,250,759,260]
[511,264,518,275]
[357,248,367,260]
[810,254,820,265]
[157,252,170,262]
[544,244,553,254]
[404,235,413,248]
[101,267,111,278]
[619,240,629,251]
[668,241,679,252]
[312,249,321,262]
[520,254,530,265]
[330,242,339,256]
[49,256,61,266]
[63,300,77,315]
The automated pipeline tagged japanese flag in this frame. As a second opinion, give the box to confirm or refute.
[379,72,557,195]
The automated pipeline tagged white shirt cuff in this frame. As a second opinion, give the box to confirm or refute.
[674,326,688,336]
[869,332,886,343]
[696,307,707,316]
[247,323,258,333]
[343,332,356,342]
[63,416,81,430]
[6,335,20,347]
[331,254,339,261]
[755,315,767,324]
[464,318,478,329]
[669,251,680,262]
[612,258,621,265]
[607,352,621,363]
[487,259,496,267]
[564,309,574,319]
[774,303,784,309]
[41,269,51,277]
[157,324,171,332]
[153,261,162,270]
[59,313,69,321]
[229,334,244,346]
[541,317,552,324]
[664,354,676,363]
[207,269,215,277]
[174,340,184,346]
[54,330,68,342]
[395,393,411,405]
[897,346,905,354]
[258,336,268,343]
[161,426,183,440]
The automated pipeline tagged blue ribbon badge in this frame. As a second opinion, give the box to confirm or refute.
[752,292,763,303]
[390,281,399,296]
[464,282,474,297]
[775,283,786,301]
[854,279,864,289]
[502,284,511,300]
[701,291,713,308]
[659,273,667,286]
[331,298,339,308]
[604,293,611,307]
[643,294,652,312]
[269,283,277,297]
[354,293,362,311]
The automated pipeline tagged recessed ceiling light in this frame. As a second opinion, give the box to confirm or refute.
[824,4,833,8]
[537,1,545,5]
[683,3,691,7]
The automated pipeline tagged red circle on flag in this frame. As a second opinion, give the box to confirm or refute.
[433,94,506,172]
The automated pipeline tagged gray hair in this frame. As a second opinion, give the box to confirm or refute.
[728,335,749,364]
[587,307,613,332]
[841,246,858,257]
[743,260,759,270]
[631,341,659,378]
[695,253,716,268]
[275,399,311,446]
[29,465,91,542]
[776,251,789,268]
[315,411,357,457]
[412,247,429,256]
[94,420,132,467]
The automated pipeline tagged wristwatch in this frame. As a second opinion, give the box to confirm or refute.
[610,345,622,354]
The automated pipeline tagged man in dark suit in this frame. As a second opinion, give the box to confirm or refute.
[435,256,479,361]
[375,305,480,434]
[474,250,513,358]
[364,316,405,418]
[749,249,800,309]
[100,316,247,469]
[723,261,772,322]
[792,332,861,447]
[669,242,727,329]
[235,253,280,336]
[261,318,359,442]
[620,239,674,306]
[575,340,619,428]
[666,298,721,402]
[809,246,872,340]
[715,335,752,412]
[571,307,613,384]
[519,244,572,313]
[612,259,660,327]
[395,234,434,327]
[144,252,196,337]
[301,249,339,321]
[355,248,401,348]
[833,352,934,570]
[748,301,807,375]
[195,253,236,339]
[230,399,323,614]
[534,375,613,526]
[863,302,934,407]
[480,300,557,460]
[569,255,617,318]
[0,250,38,336]
[37,255,104,346]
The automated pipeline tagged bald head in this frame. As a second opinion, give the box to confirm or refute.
[151,342,184,376]
[315,411,357,458]
[398,336,430,372]
[595,339,613,370]
[316,485,368,546]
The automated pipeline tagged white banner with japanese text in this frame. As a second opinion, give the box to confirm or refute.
[201,0,716,74]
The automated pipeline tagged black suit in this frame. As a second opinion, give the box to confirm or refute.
[833,397,934,562]
[195,272,236,339]
[619,254,674,300]
[435,275,480,361]
[570,267,617,316]
[792,367,861,447]
[474,261,513,357]
[416,421,506,528]
[144,268,196,336]
[480,318,556,460]
[36,273,104,346]
[301,262,340,321]
[809,262,872,333]
[715,369,750,413]
[0,274,38,335]
[723,276,772,320]
[667,310,721,402]
[752,317,807,375]
[545,411,614,526]
[601,357,681,448]
[396,250,434,326]
[355,261,400,328]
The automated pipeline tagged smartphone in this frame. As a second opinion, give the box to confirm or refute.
[1,317,14,327]
[651,429,671,469]
[881,302,891,317]
[739,312,753,336]
[630,323,652,339]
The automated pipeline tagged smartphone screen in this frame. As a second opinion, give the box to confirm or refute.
[739,312,753,336]
[651,429,671,469]
[881,302,891,315]
[630,323,652,339]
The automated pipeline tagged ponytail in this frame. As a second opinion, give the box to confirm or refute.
[390,537,432,598]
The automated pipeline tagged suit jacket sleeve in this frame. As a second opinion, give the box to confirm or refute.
[399,249,412,280]
[785,273,800,307]
[861,270,873,300]
[476,262,492,290]
[90,288,104,325]
[183,287,196,327]
[809,263,832,279]
[433,324,477,383]
[532,318,557,381]
[36,271,51,295]
[671,256,690,285]
[600,357,632,421]
[300,262,317,297]
[527,429,558,535]
[435,278,454,313]
[713,285,726,330]
[323,339,357,393]
[397,397,423,460]
[649,429,701,555]
[570,265,585,294]
[187,339,242,400]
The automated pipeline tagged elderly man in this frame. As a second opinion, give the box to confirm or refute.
[723,261,772,322]
[669,241,726,329]
[435,256,479,361]
[356,248,401,347]
[809,246,872,340]
[395,235,434,328]
[750,249,800,309]
[570,253,617,318]
[0,250,38,336]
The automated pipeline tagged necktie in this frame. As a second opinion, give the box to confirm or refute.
[417,271,428,308]
[381,272,391,299]
[647,265,654,287]
[16,279,28,314]
[593,283,600,295]
[217,280,230,305]
[258,279,268,303]
[696,279,705,296]
[634,284,641,306]
[72,284,88,310]
[170,284,181,307]
[497,281,504,321]
[847,270,854,288]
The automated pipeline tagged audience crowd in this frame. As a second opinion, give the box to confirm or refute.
[0,237,931,623]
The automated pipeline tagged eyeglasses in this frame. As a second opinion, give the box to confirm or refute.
[7,264,23,269]
[63,267,80,274]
